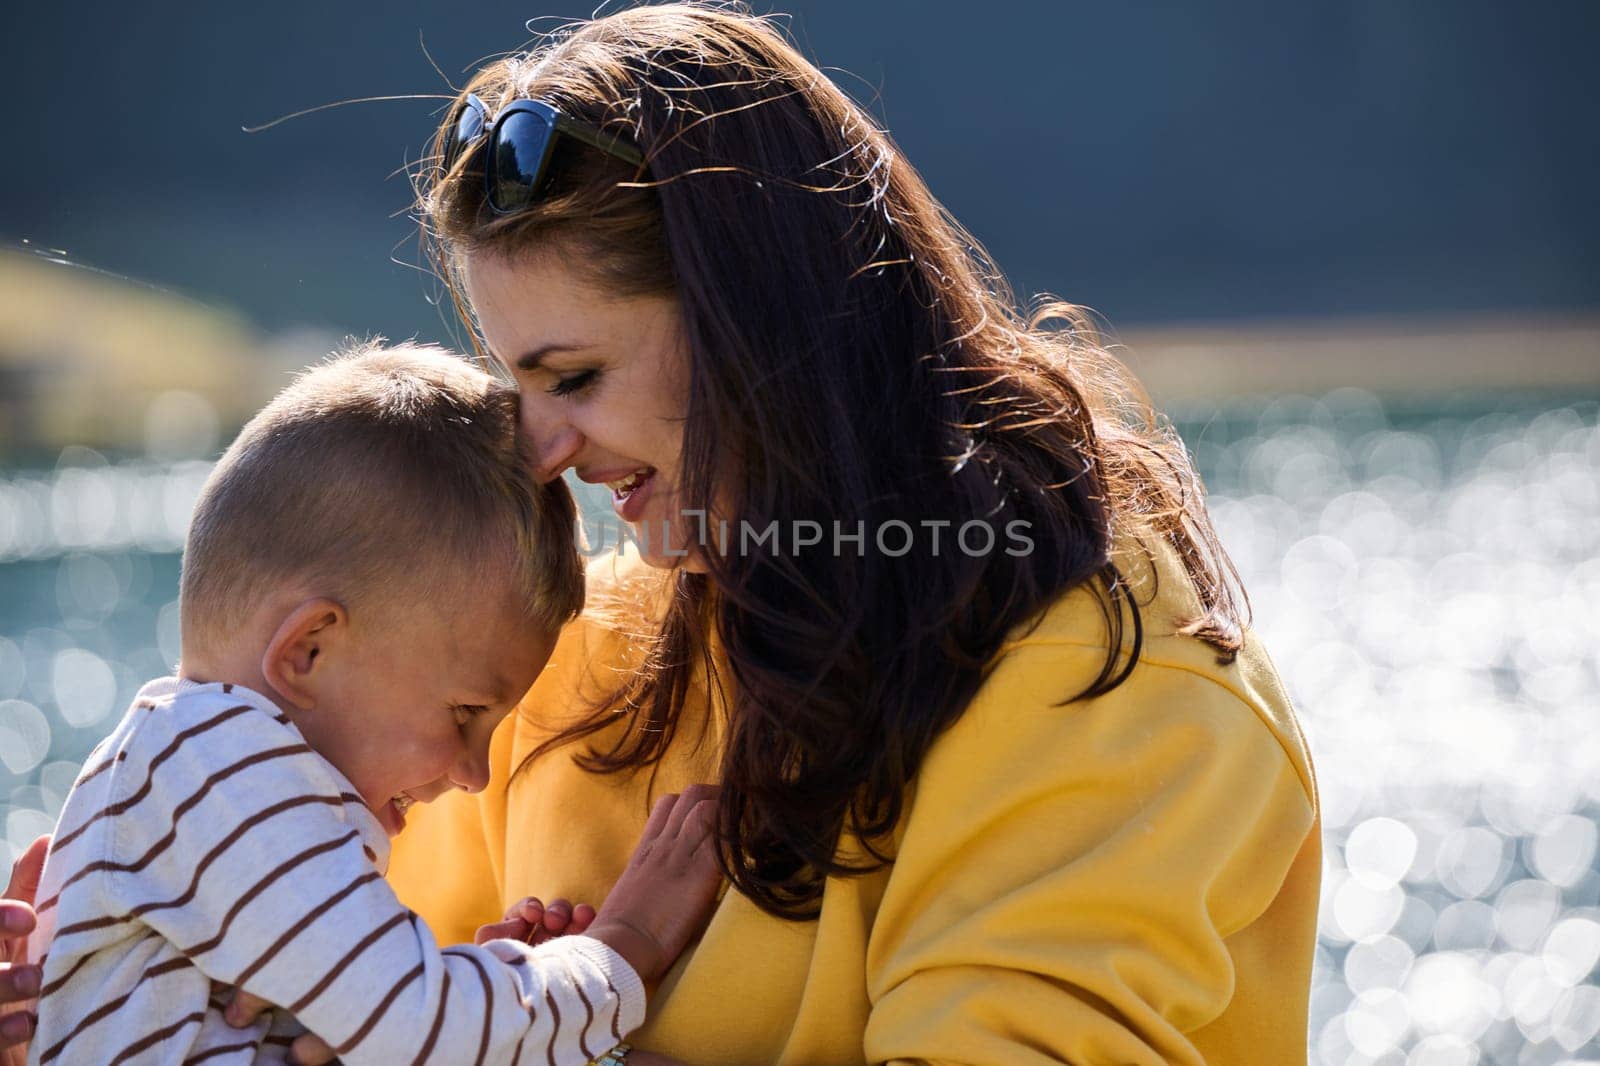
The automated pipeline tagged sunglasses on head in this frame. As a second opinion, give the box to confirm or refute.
[442,93,646,215]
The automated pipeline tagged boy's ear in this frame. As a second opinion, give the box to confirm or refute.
[260,598,347,711]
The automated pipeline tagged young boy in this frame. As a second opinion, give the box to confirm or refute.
[25,344,721,1065]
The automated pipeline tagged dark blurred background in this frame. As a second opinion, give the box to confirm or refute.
[4,0,1596,340]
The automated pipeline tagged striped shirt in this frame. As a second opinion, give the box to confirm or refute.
[27,677,645,1066]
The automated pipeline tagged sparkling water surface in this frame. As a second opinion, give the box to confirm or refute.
[3,391,1597,1064]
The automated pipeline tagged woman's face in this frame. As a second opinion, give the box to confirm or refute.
[463,250,700,570]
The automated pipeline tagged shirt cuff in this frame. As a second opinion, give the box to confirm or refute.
[545,934,649,1036]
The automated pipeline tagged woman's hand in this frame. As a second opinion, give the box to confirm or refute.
[1,835,49,1066]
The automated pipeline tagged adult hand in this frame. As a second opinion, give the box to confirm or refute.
[1,835,49,1066]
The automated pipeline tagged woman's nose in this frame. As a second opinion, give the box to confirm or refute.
[519,394,584,482]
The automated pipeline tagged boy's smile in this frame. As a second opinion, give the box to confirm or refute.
[285,594,555,838]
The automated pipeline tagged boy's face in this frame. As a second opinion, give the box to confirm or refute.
[296,593,556,837]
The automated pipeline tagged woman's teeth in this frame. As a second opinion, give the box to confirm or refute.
[607,469,651,497]
[392,793,415,814]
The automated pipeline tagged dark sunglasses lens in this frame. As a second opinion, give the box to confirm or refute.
[443,101,486,168]
[489,110,556,211]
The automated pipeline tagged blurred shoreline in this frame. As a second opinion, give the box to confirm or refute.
[4,249,1598,464]
[1119,314,1600,407]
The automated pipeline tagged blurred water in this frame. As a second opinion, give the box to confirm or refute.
[1180,392,1600,1066]
[2,392,1597,1064]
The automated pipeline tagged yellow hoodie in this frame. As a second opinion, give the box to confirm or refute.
[389,543,1320,1065]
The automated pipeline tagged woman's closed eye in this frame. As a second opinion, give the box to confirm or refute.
[547,368,600,397]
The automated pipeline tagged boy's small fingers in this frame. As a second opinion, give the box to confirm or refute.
[542,899,573,932]
[508,897,544,923]
[286,1030,337,1065]
[572,903,596,928]
[224,989,272,1028]
[475,919,525,945]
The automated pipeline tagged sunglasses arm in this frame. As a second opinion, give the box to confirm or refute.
[552,115,646,170]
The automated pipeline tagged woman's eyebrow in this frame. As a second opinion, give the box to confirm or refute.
[514,342,592,370]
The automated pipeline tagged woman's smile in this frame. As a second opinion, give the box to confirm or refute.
[590,466,658,521]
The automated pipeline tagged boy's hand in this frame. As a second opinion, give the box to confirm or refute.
[586,785,723,987]
[222,991,336,1065]
[475,897,596,946]
[1,835,49,1066]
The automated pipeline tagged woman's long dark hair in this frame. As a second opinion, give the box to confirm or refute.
[422,2,1248,919]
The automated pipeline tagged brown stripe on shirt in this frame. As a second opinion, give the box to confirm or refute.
[38,955,196,1063]
[232,870,382,989]
[52,704,255,852]
[410,969,453,1066]
[494,947,595,1058]
[54,793,352,938]
[148,956,195,977]
[444,947,496,1066]
[107,1009,207,1066]
[333,960,425,1055]
[39,744,317,913]
[604,974,623,1042]
[288,910,412,1014]
[543,990,563,1066]
[177,830,359,958]
[572,976,598,1061]
[38,952,92,998]
[73,750,126,789]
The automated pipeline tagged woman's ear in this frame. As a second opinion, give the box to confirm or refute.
[260,598,347,711]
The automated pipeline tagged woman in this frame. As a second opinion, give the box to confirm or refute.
[4,4,1319,1063]
[395,4,1319,1063]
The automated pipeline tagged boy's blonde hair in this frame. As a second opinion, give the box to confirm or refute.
[180,341,584,651]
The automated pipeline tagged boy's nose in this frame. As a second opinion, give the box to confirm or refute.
[452,750,492,795]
